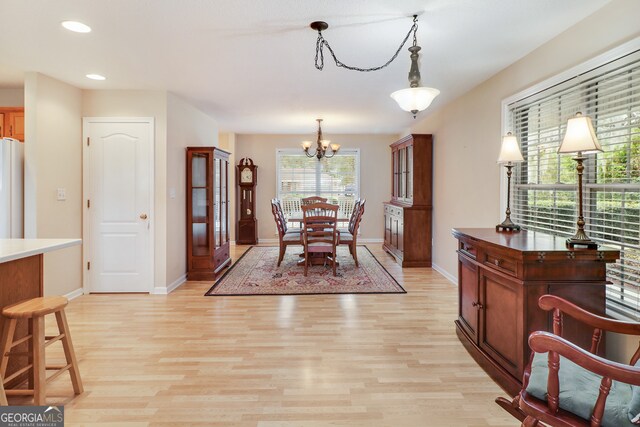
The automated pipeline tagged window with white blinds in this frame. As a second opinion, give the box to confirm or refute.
[276,149,360,220]
[507,50,640,320]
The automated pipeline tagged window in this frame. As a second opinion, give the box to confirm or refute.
[276,149,359,224]
[507,50,640,320]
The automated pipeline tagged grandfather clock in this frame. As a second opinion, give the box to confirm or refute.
[237,158,258,245]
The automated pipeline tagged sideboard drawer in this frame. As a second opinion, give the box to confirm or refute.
[484,250,517,276]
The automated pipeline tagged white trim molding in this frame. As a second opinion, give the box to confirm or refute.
[432,263,457,286]
[152,273,188,295]
[64,288,85,301]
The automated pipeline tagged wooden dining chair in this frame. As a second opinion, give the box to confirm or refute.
[339,199,365,266]
[271,199,301,266]
[301,196,328,206]
[498,294,640,427]
[301,202,339,276]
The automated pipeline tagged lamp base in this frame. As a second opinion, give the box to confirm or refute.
[565,237,599,249]
[565,228,599,249]
[496,218,521,232]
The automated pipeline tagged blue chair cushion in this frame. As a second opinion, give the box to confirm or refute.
[526,352,637,426]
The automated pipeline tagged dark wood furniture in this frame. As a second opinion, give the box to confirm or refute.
[301,203,339,276]
[383,134,432,267]
[270,199,301,266]
[500,295,640,426]
[339,199,365,267]
[186,147,231,280]
[236,158,258,245]
[452,228,619,397]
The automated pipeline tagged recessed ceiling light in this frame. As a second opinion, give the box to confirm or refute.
[61,21,91,33]
[86,74,106,81]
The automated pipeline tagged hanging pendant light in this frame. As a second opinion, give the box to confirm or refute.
[311,15,439,118]
[390,17,439,118]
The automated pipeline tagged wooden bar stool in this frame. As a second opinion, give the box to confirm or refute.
[0,296,83,405]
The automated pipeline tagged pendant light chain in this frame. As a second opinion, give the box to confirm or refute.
[314,16,418,72]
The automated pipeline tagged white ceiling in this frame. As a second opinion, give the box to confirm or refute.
[0,0,610,134]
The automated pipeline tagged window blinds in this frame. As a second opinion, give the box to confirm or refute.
[508,50,640,319]
[276,149,360,209]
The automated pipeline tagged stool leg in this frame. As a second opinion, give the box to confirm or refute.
[0,318,17,378]
[0,378,6,406]
[31,316,46,406]
[55,311,83,394]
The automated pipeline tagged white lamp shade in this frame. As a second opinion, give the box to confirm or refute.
[497,133,524,163]
[558,113,603,154]
[320,139,330,149]
[301,141,313,149]
[330,143,340,152]
[390,87,440,112]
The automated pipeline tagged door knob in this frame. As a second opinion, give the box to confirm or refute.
[140,213,148,220]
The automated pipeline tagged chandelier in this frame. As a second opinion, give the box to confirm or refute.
[301,119,340,160]
[311,15,439,118]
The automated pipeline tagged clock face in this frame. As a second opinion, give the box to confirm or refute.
[240,168,253,183]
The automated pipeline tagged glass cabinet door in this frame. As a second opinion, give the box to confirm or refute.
[220,159,227,245]
[398,148,405,200]
[214,158,221,248]
[407,145,413,201]
[191,152,210,256]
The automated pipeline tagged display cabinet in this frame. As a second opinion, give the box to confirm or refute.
[383,134,433,267]
[186,147,231,280]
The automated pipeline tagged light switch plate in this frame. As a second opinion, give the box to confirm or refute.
[56,188,66,201]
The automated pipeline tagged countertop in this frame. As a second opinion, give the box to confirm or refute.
[451,228,619,253]
[0,239,82,263]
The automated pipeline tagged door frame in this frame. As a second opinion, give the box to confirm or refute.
[82,117,155,294]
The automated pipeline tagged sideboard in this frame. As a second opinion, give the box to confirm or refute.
[452,228,619,396]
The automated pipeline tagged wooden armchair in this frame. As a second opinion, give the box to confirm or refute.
[270,199,301,266]
[500,294,640,427]
[301,202,339,276]
[301,196,328,206]
[339,199,365,266]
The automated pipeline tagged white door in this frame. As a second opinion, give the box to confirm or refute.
[83,118,154,293]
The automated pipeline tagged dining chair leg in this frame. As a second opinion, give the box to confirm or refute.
[304,248,308,277]
[352,243,359,267]
[332,248,337,276]
[277,246,285,267]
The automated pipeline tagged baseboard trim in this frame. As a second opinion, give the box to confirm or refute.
[64,288,84,301]
[152,274,187,295]
[359,238,383,244]
[432,262,457,286]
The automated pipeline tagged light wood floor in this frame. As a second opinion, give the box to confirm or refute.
[18,245,519,426]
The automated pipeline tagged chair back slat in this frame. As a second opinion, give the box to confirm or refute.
[590,328,602,355]
[302,203,338,247]
[547,350,560,414]
[590,376,612,426]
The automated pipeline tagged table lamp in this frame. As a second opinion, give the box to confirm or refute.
[557,112,603,249]
[496,132,524,231]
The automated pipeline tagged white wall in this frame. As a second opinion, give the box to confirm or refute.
[166,93,218,287]
[235,133,394,241]
[0,88,24,106]
[24,72,82,296]
[409,0,640,281]
[82,90,169,290]
[408,0,640,361]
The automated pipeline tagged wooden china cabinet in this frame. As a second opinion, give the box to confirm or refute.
[383,134,433,267]
[186,147,232,280]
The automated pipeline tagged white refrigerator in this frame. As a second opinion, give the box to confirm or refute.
[0,137,23,238]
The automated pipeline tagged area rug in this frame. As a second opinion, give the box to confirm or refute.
[205,246,405,296]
